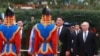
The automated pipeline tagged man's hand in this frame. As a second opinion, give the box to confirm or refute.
[32,54,34,56]
[94,55,97,56]
[32,54,36,56]
[0,53,1,56]
[71,48,73,52]
[65,51,70,56]
[54,54,57,56]
[17,54,21,56]
[76,55,79,56]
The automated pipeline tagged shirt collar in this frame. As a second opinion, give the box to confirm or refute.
[59,25,63,29]
[83,30,89,33]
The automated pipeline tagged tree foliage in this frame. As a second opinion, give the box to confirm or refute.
[0,0,32,4]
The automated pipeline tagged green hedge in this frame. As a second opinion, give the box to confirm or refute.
[1,8,100,33]
[15,9,100,32]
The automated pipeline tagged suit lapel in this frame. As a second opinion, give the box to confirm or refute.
[73,31,77,37]
[81,32,84,43]
[85,31,90,42]
[81,31,90,43]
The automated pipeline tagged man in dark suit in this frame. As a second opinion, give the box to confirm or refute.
[71,23,81,56]
[55,17,71,56]
[75,22,98,56]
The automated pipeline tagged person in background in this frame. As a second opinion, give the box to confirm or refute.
[17,20,23,28]
[0,7,21,56]
[28,27,34,56]
[70,26,75,33]
[28,15,35,55]
[90,26,100,52]
[17,20,23,39]
[71,23,81,56]
[75,22,98,56]
[23,15,36,56]
[31,15,35,23]
[55,17,71,56]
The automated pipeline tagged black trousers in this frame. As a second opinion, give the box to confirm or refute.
[84,52,93,56]
[71,52,75,56]
[60,52,65,56]
[85,52,88,56]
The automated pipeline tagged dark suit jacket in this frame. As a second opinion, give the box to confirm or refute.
[75,31,98,56]
[71,30,81,51]
[71,30,81,42]
[59,26,71,56]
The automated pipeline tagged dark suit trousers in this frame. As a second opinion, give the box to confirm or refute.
[60,45,67,56]
[79,52,93,56]
[85,52,88,56]
[60,46,66,56]
[60,51,65,56]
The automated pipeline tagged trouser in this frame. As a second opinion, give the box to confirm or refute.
[71,52,75,56]
[85,52,93,56]
[85,52,88,56]
[79,52,93,56]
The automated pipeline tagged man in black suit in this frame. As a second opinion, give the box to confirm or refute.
[75,22,98,56]
[55,17,71,56]
[71,23,81,56]
[71,24,81,38]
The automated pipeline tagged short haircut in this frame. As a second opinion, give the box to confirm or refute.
[74,23,80,26]
[55,16,64,22]
[81,21,89,27]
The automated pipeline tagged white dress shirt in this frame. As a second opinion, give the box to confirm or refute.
[18,27,23,39]
[83,30,89,42]
[75,29,80,35]
[57,25,63,35]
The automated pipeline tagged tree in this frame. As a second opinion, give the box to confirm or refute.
[0,0,32,4]
[10,0,31,4]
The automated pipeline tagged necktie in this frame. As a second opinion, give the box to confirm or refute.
[84,32,87,42]
[58,27,60,36]
[58,27,61,51]
[76,31,78,35]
